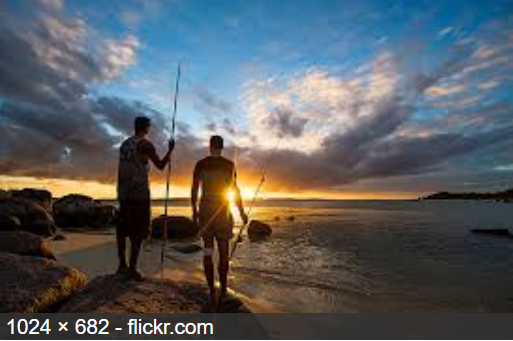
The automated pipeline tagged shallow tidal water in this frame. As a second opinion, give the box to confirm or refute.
[151,200,513,312]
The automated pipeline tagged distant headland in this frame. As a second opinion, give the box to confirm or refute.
[420,187,513,202]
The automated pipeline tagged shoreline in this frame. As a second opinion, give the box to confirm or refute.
[51,230,282,313]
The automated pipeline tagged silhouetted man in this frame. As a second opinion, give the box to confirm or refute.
[191,135,248,308]
[117,116,174,281]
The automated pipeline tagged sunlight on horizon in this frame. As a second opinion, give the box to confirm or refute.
[0,175,419,200]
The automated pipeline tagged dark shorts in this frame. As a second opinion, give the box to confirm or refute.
[117,200,151,240]
[199,201,234,241]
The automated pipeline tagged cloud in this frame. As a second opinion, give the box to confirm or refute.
[265,107,308,138]
[438,27,453,37]
[0,2,512,195]
[192,86,232,114]
[102,35,140,79]
[37,0,64,11]
[424,84,465,98]
[0,1,182,184]
[235,31,513,191]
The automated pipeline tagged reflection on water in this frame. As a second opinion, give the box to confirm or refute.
[152,200,513,312]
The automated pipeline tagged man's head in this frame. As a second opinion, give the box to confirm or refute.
[209,135,224,156]
[134,116,151,136]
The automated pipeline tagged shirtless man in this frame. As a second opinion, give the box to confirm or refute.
[191,135,248,307]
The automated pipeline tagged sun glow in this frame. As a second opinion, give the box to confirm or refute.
[226,189,236,204]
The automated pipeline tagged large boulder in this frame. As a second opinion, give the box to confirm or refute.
[151,215,199,239]
[0,252,87,313]
[0,198,56,236]
[10,188,53,212]
[247,220,272,241]
[53,194,117,228]
[58,275,250,313]
[0,231,56,260]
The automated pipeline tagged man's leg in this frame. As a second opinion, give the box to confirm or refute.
[116,202,128,273]
[217,238,230,297]
[116,235,128,271]
[129,236,144,281]
[203,236,216,306]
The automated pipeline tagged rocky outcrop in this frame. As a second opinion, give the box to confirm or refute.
[53,194,117,228]
[151,215,199,239]
[0,231,56,260]
[10,188,53,212]
[0,198,56,236]
[422,188,513,201]
[470,228,513,239]
[247,220,272,240]
[0,252,87,313]
[58,275,250,313]
[0,189,9,200]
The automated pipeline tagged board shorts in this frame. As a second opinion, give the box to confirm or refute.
[198,200,234,241]
[117,200,151,240]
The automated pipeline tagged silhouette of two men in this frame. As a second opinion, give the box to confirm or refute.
[117,116,247,308]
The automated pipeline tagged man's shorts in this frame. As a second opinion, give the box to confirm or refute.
[198,201,234,241]
[117,200,151,240]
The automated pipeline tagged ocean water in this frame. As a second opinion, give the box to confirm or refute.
[152,200,513,312]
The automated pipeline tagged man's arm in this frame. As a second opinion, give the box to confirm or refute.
[191,164,200,225]
[140,139,174,170]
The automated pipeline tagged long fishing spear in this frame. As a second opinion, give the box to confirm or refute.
[229,135,282,260]
[161,63,181,278]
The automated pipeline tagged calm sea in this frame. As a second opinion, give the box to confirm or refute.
[151,200,513,312]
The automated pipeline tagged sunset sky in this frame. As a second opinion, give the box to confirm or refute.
[0,0,512,199]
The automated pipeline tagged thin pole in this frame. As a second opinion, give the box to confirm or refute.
[161,63,181,278]
[229,135,282,260]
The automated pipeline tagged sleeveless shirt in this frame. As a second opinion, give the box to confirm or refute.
[117,136,150,201]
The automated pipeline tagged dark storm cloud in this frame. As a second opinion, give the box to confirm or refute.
[0,5,202,184]
[236,46,513,191]
[0,23,89,109]
[265,107,308,138]
[240,119,513,191]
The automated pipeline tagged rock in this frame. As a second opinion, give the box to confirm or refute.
[53,234,66,241]
[0,198,56,236]
[0,189,9,200]
[0,215,21,231]
[470,228,513,238]
[274,216,281,221]
[53,194,117,228]
[151,215,199,239]
[247,220,272,240]
[58,275,250,313]
[10,188,52,212]
[172,243,203,254]
[0,231,56,260]
[286,215,296,221]
[0,252,87,313]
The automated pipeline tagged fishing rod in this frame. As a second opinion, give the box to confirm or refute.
[229,135,282,260]
[161,62,181,278]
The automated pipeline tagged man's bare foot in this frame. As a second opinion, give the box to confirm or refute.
[216,290,228,310]
[116,265,130,277]
[202,292,217,313]
[128,268,145,282]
